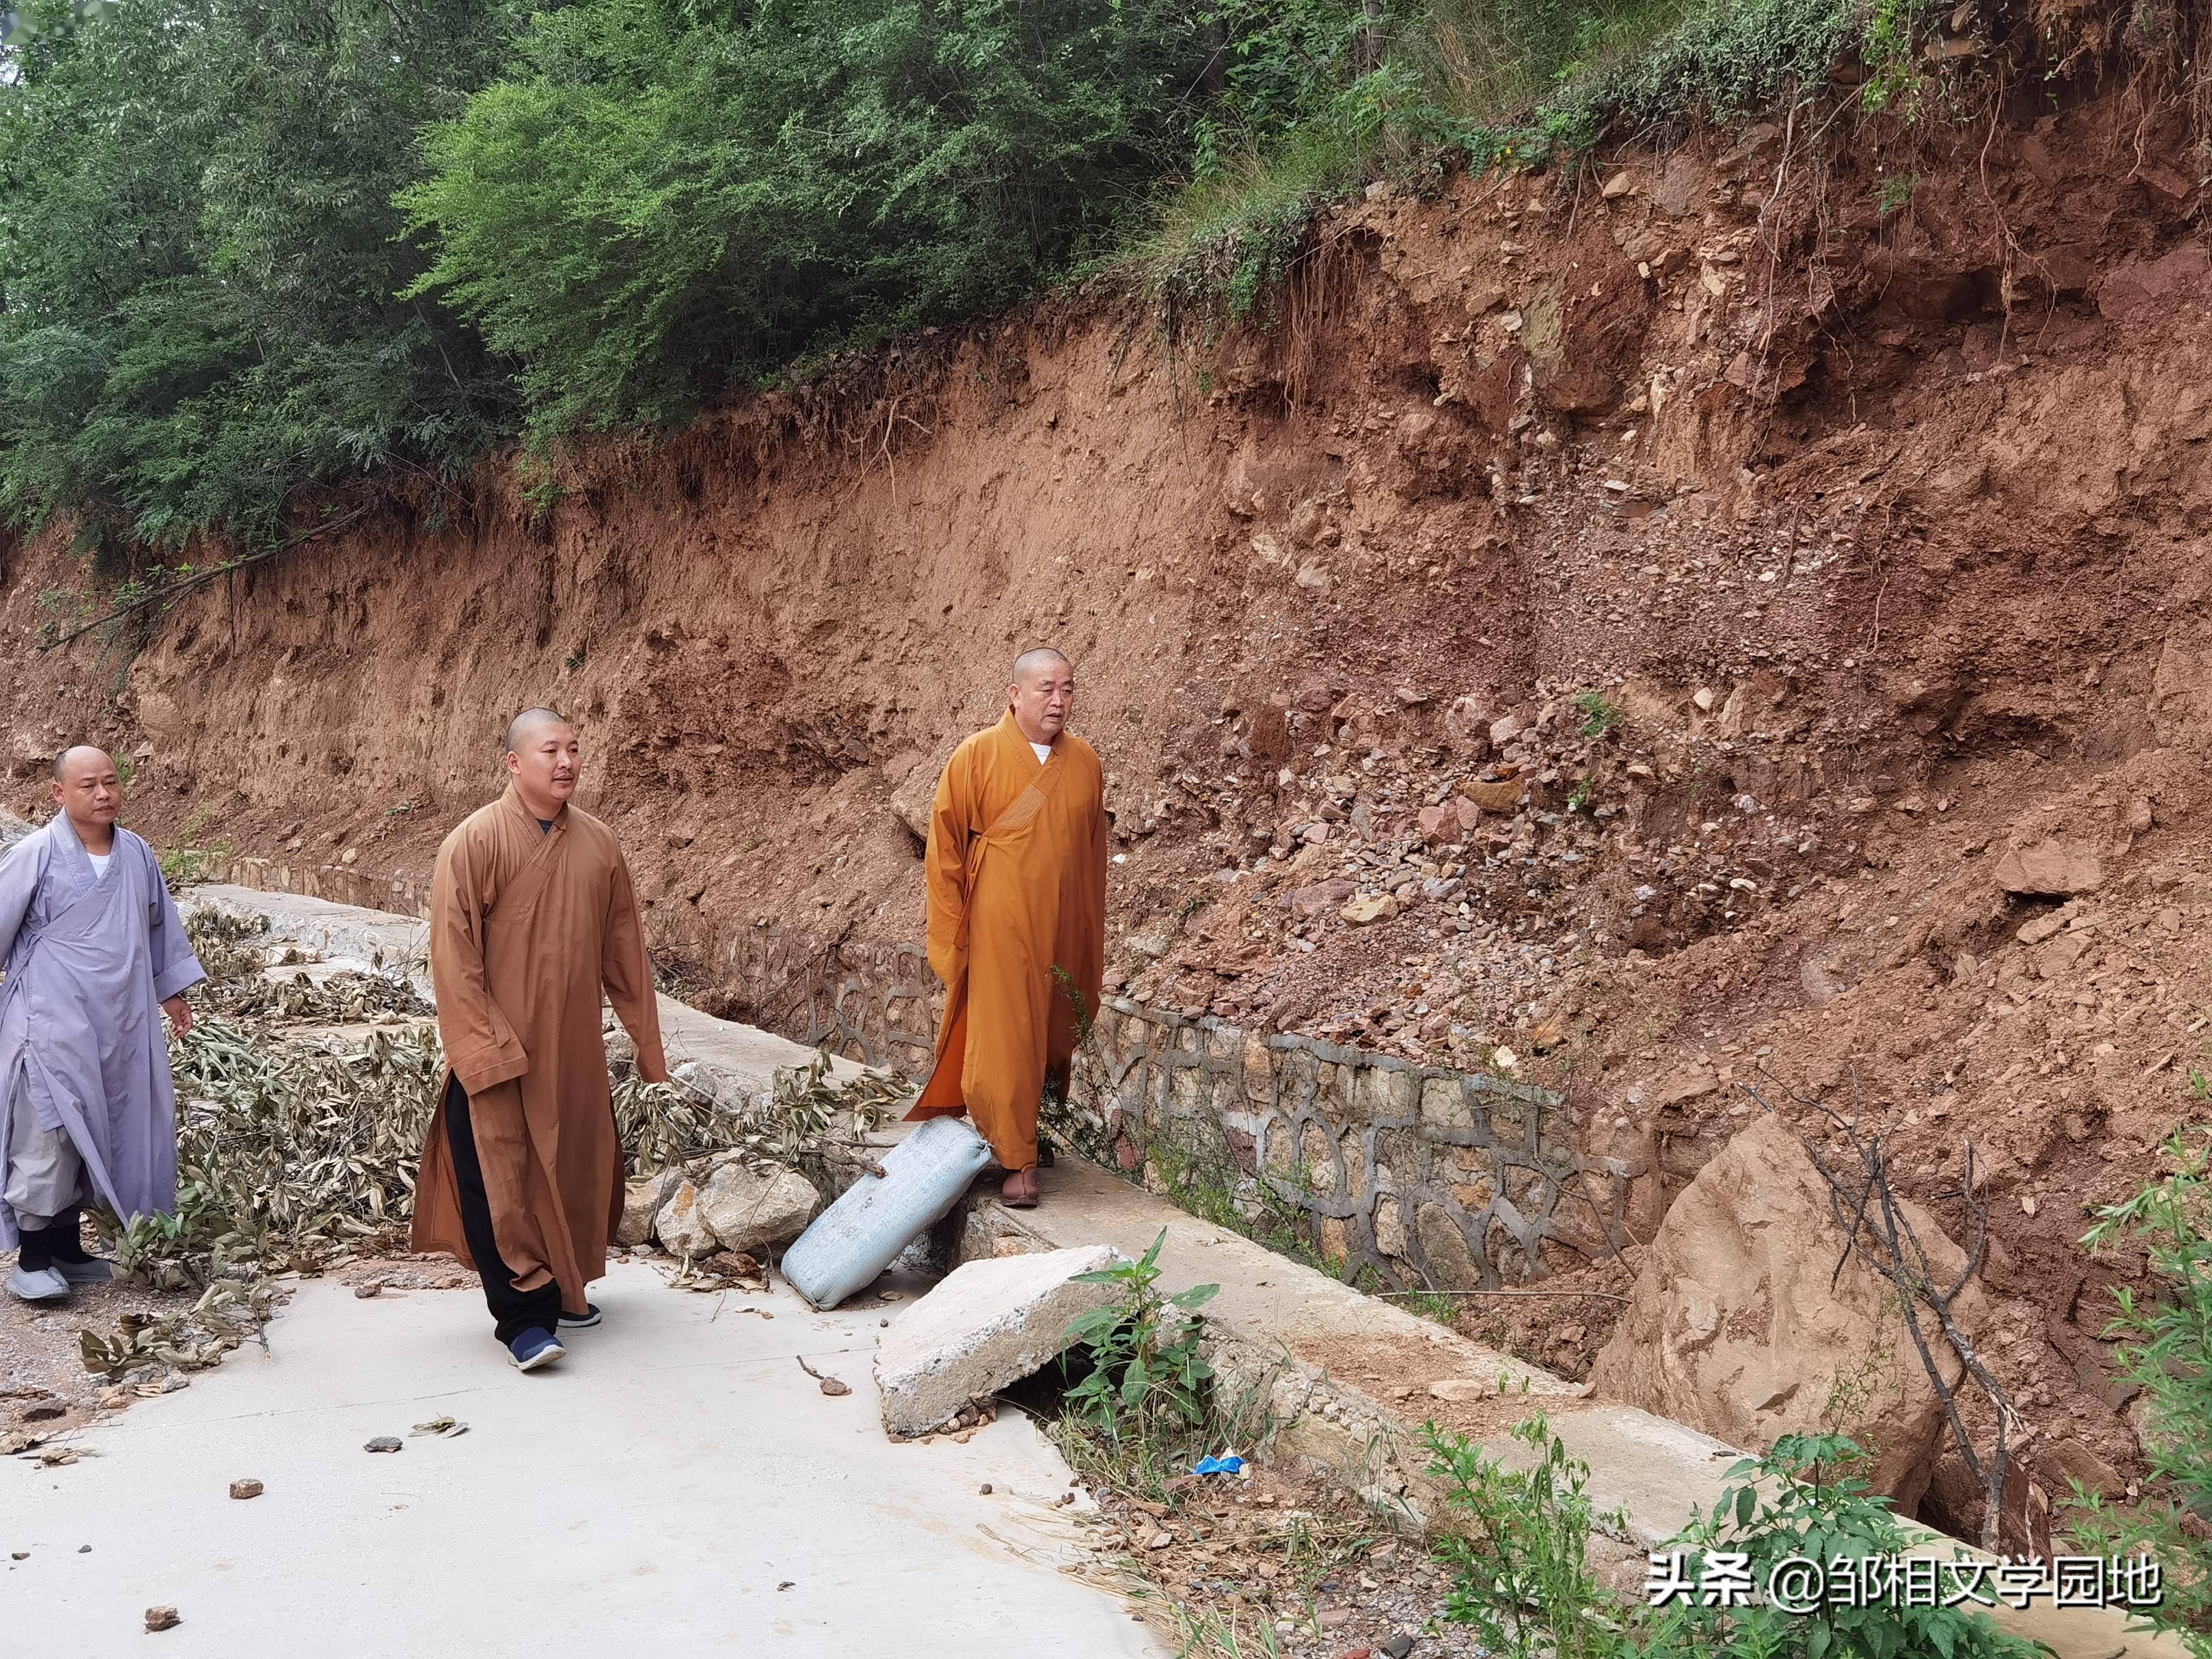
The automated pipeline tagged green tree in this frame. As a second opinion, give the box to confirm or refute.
[0,0,514,548]
[400,0,1217,436]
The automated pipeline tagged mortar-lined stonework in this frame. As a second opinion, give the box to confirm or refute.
[1058,997,1629,1291]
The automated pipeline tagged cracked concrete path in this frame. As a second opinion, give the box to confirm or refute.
[3,1262,1158,1657]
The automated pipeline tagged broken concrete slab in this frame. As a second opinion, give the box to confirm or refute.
[875,1245,1126,1438]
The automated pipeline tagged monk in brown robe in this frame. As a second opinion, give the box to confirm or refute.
[908,649,1108,1208]
[411,709,667,1370]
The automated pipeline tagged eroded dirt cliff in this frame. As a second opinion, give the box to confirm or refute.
[5,69,2209,1538]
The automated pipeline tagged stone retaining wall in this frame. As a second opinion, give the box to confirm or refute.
[1057,997,1629,1291]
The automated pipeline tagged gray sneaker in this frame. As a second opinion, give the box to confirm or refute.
[53,1256,115,1285]
[6,1264,70,1303]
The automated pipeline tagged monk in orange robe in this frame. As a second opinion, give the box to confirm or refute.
[909,649,1108,1208]
[412,709,668,1370]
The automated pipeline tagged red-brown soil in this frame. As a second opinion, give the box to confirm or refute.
[5,62,2208,1540]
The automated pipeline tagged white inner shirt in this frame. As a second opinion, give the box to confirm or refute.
[1030,741,1051,765]
[87,851,112,880]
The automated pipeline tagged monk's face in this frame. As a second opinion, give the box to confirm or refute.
[52,748,123,835]
[1008,659,1075,745]
[507,720,579,809]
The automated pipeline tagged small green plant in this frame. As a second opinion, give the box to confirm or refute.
[1876,172,1920,216]
[515,448,567,520]
[1573,690,1621,738]
[1567,774,1594,812]
[2070,1129,2212,1654]
[158,840,234,891]
[1061,1227,1219,1444]
[1428,1420,2046,1659]
[1426,1408,1631,1659]
[1858,0,1932,116]
[1400,1286,1464,1325]
[564,644,588,673]
[1646,1433,2046,1658]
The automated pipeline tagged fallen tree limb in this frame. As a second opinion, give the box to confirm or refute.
[40,501,377,653]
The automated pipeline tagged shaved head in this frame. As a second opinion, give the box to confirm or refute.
[1011,647,1069,685]
[1006,648,1075,747]
[49,743,123,845]
[504,707,572,756]
[53,744,113,783]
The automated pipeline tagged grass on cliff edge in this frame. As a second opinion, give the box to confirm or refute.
[1144,0,1923,321]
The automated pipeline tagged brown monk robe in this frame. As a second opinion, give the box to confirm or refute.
[411,709,667,1363]
[908,649,1108,1208]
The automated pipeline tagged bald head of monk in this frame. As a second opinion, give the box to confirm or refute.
[503,708,579,821]
[1007,648,1074,748]
[50,744,123,852]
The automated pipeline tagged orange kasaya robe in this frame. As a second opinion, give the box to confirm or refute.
[411,785,668,1314]
[908,710,1109,1171]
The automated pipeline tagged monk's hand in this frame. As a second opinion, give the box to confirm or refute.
[161,995,194,1037]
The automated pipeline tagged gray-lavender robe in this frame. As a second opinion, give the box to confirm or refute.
[0,816,204,1250]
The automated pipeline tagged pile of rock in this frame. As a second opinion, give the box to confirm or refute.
[618,1158,822,1259]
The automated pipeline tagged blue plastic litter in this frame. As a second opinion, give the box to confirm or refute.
[1192,1454,1245,1476]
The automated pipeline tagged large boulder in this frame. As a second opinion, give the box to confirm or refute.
[1590,1116,1984,1509]
[699,1161,820,1255]
[874,1245,1127,1438]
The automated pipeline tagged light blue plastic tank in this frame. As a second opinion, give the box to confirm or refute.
[780,1115,996,1310]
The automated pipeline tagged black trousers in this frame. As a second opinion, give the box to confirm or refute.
[443,1076,564,1346]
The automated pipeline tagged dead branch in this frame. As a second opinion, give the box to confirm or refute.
[42,502,378,653]
[1738,1064,2022,1553]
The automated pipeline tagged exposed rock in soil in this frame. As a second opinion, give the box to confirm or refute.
[1591,1115,1985,1510]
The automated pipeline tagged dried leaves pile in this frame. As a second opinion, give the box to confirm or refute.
[614,1047,906,1186]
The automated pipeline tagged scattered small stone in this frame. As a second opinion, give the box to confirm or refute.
[352,1281,383,1299]
[1380,1635,1414,1659]
[228,1479,264,1500]
[777,1581,794,1591]
[794,1356,851,1397]
[10,1550,25,1560]
[145,1607,181,1633]
[978,1482,993,1495]
[364,1437,402,1454]
[78,1545,90,1554]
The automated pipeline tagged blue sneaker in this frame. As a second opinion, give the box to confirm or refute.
[557,1304,601,1329]
[507,1327,565,1372]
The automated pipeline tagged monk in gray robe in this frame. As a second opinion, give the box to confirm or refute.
[0,746,204,1303]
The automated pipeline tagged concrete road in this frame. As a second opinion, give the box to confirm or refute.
[3,1263,1158,1658]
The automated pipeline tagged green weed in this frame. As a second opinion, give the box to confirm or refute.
[2071,1130,2212,1653]
[1573,689,1621,738]
[1062,1227,1220,1447]
[1427,1414,2046,1659]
